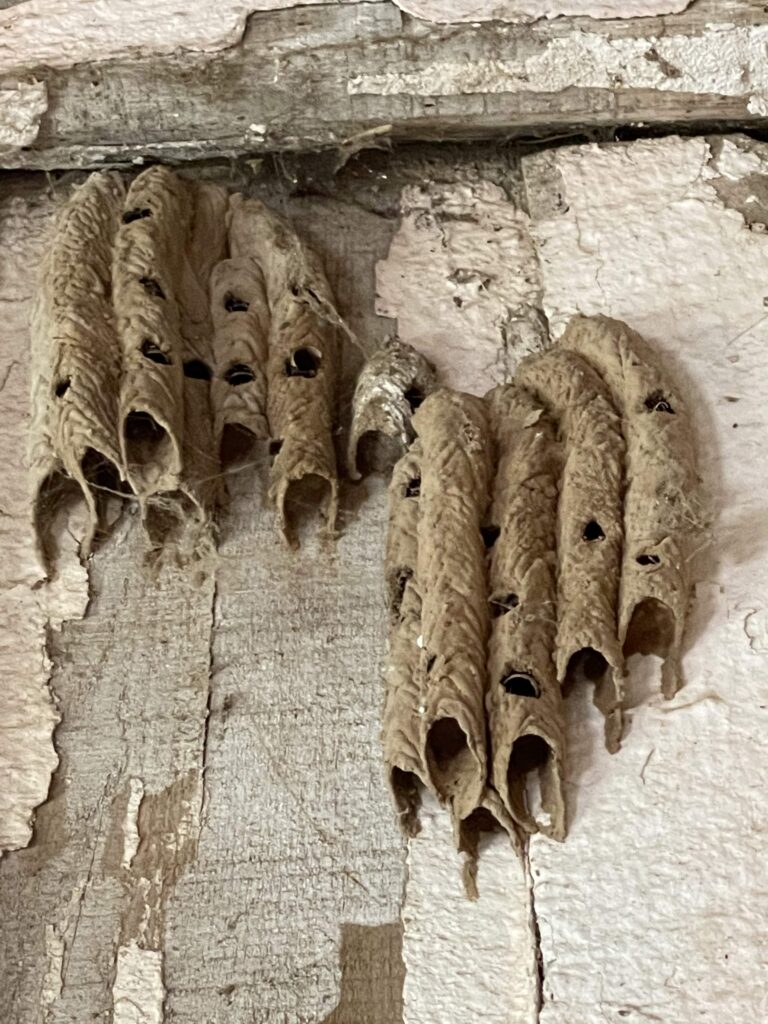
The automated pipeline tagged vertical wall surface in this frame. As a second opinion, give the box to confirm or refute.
[0,133,767,1023]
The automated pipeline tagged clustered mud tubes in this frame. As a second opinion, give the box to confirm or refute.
[375,315,702,884]
[31,167,346,569]
[31,170,702,885]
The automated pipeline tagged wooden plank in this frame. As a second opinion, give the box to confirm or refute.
[5,0,768,170]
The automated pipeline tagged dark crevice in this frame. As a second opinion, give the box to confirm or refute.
[284,346,321,378]
[644,390,675,413]
[139,276,166,300]
[183,359,212,381]
[55,378,71,398]
[566,647,608,686]
[582,520,605,542]
[219,423,258,468]
[624,597,675,660]
[500,672,540,698]
[490,592,519,617]
[225,363,255,386]
[522,837,545,1022]
[123,411,170,475]
[403,385,424,412]
[636,553,661,566]
[390,567,412,617]
[404,477,420,498]
[425,717,473,801]
[481,524,500,548]
[224,293,250,313]
[123,207,151,224]
[141,338,172,366]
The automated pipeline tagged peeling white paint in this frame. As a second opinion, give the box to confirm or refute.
[122,777,145,870]
[0,0,357,76]
[113,942,165,1024]
[396,0,691,23]
[521,134,768,1023]
[710,137,768,180]
[375,181,544,396]
[349,24,768,111]
[402,791,537,1024]
[0,81,47,150]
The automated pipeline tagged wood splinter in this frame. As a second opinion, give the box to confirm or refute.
[561,315,702,699]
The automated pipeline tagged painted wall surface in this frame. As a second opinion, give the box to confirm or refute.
[1,134,767,1022]
[378,133,768,1024]
[0,0,694,78]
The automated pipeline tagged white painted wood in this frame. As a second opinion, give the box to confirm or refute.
[521,133,768,1023]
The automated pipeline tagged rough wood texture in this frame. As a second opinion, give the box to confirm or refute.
[4,1,768,169]
[0,159,408,1023]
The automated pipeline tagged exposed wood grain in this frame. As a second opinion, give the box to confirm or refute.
[0,158,412,1023]
[5,0,768,170]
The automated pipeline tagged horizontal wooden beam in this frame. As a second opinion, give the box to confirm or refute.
[6,0,768,169]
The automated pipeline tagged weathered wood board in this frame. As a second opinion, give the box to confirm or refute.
[1,1,768,169]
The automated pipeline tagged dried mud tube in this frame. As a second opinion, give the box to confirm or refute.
[561,315,702,698]
[516,348,626,753]
[209,257,270,466]
[32,167,345,564]
[485,384,565,840]
[382,441,425,835]
[347,339,436,479]
[229,195,341,546]
[30,171,126,573]
[380,318,700,871]
[114,166,188,501]
[412,389,492,827]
